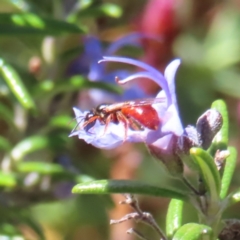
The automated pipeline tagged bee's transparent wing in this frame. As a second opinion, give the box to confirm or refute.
[104,97,166,112]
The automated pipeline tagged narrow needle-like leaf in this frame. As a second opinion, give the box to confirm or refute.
[0,58,36,111]
[166,199,184,238]
[220,147,237,199]
[190,148,221,201]
[72,180,191,201]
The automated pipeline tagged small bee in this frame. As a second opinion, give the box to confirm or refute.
[73,98,164,138]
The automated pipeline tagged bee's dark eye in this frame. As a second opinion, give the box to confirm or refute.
[96,103,109,112]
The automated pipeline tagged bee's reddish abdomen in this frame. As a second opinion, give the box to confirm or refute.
[121,105,160,130]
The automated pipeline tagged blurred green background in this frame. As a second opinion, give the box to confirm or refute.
[0,0,240,239]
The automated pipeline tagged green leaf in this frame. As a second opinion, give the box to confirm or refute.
[49,115,74,130]
[76,0,94,10]
[16,162,94,182]
[173,223,213,240]
[228,188,240,207]
[99,3,122,18]
[16,162,65,175]
[220,147,237,199]
[0,104,13,122]
[166,199,184,238]
[75,174,95,183]
[69,3,122,21]
[67,0,93,23]
[72,180,191,201]
[0,103,19,132]
[10,136,50,161]
[0,13,85,35]
[204,9,240,70]
[0,234,25,239]
[190,148,221,201]
[0,172,17,188]
[210,99,229,153]
[0,225,24,239]
[0,103,13,123]
[0,59,36,111]
[7,0,34,12]
[0,136,12,152]
[214,70,240,99]
[33,76,122,100]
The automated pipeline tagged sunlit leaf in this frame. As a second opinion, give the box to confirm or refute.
[10,136,50,161]
[0,172,17,187]
[49,115,74,130]
[17,162,65,175]
[0,58,36,111]
[72,180,191,201]
[99,3,122,18]
[172,223,213,240]
[70,3,122,20]
[0,13,85,35]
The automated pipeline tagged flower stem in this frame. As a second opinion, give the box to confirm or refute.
[182,177,200,195]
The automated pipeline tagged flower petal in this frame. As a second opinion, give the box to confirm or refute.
[164,59,181,106]
[70,104,163,149]
[99,56,171,103]
[105,32,161,55]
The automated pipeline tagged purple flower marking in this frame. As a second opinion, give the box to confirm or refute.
[70,57,183,150]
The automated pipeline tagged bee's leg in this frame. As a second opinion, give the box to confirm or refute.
[116,112,129,141]
[82,116,99,133]
[102,114,113,136]
[127,117,144,131]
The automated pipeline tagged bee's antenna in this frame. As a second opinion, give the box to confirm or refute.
[69,116,85,133]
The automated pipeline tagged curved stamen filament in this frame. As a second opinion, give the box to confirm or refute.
[115,73,172,106]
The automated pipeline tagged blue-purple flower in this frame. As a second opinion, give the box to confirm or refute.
[68,34,160,103]
[70,57,183,151]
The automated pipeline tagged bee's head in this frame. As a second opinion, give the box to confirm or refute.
[96,103,109,118]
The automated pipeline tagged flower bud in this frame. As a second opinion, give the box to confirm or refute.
[196,109,223,150]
